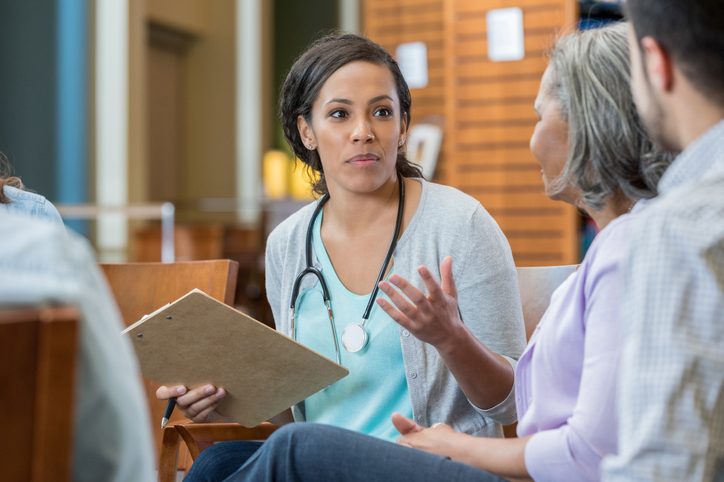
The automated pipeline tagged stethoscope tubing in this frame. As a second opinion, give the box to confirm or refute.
[289,175,405,361]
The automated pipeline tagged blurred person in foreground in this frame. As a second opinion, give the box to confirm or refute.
[601,1,724,480]
[221,23,672,482]
[0,212,155,481]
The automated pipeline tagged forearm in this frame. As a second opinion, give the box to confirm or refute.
[435,322,514,410]
[461,434,532,481]
[431,431,532,481]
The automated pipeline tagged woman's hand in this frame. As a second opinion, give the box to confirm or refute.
[156,384,226,423]
[392,413,459,457]
[393,412,534,482]
[376,256,463,350]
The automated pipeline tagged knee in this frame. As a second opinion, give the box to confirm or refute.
[265,423,329,454]
[186,441,258,482]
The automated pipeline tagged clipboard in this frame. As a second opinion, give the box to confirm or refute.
[122,289,348,427]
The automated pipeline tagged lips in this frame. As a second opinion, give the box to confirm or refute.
[347,154,379,166]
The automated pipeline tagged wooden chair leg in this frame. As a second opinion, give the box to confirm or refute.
[158,425,181,482]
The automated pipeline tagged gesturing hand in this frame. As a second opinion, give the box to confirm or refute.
[376,256,463,350]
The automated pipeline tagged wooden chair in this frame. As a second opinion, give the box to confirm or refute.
[503,265,578,438]
[100,260,239,481]
[0,305,79,482]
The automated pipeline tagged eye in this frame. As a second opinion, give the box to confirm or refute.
[329,109,348,119]
[374,108,392,117]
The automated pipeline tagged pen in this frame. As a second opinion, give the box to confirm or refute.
[161,397,176,428]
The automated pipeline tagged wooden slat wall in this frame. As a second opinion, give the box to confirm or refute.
[364,0,580,266]
[363,0,450,184]
[444,0,579,266]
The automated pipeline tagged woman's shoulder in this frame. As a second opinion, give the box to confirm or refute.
[3,185,45,204]
[2,185,63,226]
[266,199,320,251]
[582,211,637,272]
[418,179,490,223]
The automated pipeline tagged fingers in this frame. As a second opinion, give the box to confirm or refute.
[376,294,414,331]
[156,385,187,400]
[175,384,226,422]
[380,275,432,316]
[396,438,414,448]
[440,256,458,299]
[417,265,446,303]
[391,412,423,436]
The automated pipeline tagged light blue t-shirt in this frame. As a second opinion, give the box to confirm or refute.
[294,212,413,442]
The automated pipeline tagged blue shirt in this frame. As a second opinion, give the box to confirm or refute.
[1,185,63,226]
[294,212,413,442]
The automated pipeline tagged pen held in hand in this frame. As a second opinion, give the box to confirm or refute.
[161,397,177,428]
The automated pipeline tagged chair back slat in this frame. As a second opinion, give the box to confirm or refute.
[0,306,79,482]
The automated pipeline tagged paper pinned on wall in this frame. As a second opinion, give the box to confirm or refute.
[396,42,428,89]
[486,7,525,62]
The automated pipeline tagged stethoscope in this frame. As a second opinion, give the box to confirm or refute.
[290,175,405,365]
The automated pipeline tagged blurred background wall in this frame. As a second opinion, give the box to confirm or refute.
[0,0,623,268]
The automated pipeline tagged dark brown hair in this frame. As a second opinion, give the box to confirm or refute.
[0,152,24,204]
[279,33,422,196]
[626,0,724,107]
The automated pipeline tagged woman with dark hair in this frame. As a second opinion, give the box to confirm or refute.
[0,153,63,224]
[160,33,527,481]
[211,23,672,482]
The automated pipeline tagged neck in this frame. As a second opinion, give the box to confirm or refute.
[323,175,399,235]
[580,191,634,231]
[668,75,724,150]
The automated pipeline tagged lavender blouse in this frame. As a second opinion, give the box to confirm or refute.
[515,211,636,481]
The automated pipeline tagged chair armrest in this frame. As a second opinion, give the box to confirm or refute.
[175,422,280,460]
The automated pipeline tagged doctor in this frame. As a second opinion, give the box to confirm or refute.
[159,33,525,481]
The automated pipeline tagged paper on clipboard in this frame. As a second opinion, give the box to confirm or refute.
[122,290,348,427]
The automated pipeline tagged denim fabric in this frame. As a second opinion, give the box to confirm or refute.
[184,441,264,482]
[223,423,505,482]
[1,185,63,226]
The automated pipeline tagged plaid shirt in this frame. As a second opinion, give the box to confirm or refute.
[602,119,724,481]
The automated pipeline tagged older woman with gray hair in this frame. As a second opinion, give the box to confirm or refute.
[218,22,672,482]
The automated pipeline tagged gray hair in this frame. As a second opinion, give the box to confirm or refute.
[547,22,673,210]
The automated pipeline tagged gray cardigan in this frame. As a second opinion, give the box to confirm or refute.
[265,179,526,437]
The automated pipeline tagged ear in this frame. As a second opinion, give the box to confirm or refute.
[640,36,674,93]
[297,115,316,150]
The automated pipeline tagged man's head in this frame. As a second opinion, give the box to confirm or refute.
[625,0,724,152]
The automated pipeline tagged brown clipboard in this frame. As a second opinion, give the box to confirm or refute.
[122,289,349,427]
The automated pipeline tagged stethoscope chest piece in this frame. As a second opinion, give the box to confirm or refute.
[341,322,368,352]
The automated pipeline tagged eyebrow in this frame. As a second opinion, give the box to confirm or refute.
[324,95,394,106]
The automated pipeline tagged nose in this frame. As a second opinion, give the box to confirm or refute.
[351,117,375,144]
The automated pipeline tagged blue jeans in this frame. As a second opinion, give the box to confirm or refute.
[184,440,264,482]
[209,423,505,482]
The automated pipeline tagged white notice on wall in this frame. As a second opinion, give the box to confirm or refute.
[396,42,428,89]
[486,7,525,62]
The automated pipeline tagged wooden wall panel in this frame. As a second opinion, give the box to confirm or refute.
[363,0,450,184]
[444,0,579,266]
[364,0,580,266]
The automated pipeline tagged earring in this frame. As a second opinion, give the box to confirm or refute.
[308,144,313,150]
[398,140,404,146]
